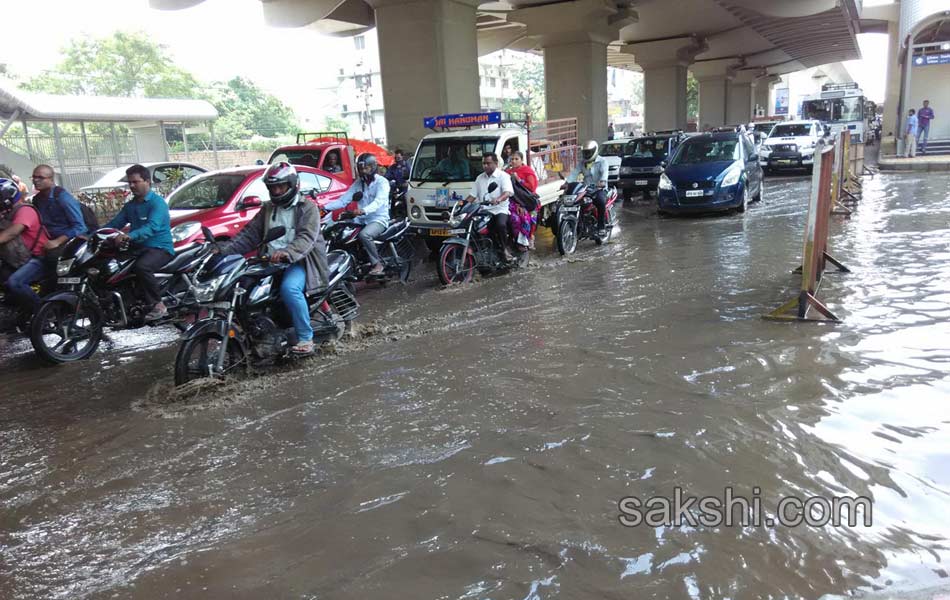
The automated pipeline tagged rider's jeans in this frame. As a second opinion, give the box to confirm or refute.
[280,263,313,343]
[592,189,607,230]
[6,257,47,309]
[358,221,386,266]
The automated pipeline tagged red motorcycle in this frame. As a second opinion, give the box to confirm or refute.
[554,182,619,255]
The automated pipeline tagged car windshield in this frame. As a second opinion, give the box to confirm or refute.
[671,139,739,165]
[771,124,811,137]
[167,173,248,210]
[626,138,669,159]
[410,138,496,183]
[753,123,776,135]
[600,143,626,157]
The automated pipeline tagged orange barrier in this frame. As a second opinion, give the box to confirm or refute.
[765,138,850,322]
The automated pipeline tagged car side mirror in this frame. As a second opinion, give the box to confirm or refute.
[240,196,262,210]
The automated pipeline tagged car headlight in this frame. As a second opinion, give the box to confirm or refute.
[619,167,633,175]
[56,258,75,276]
[658,174,673,190]
[193,274,227,303]
[410,205,422,220]
[720,168,742,187]
[171,221,201,243]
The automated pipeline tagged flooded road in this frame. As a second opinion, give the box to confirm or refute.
[2,171,950,599]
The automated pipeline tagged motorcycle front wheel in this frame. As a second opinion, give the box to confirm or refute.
[174,331,246,386]
[556,219,578,255]
[438,244,475,285]
[30,299,103,364]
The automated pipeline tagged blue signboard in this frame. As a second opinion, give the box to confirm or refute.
[424,111,501,129]
[914,53,950,67]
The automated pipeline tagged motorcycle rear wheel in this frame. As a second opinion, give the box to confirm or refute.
[174,331,246,386]
[30,299,103,364]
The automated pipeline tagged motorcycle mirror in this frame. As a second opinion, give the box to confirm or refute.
[353,192,364,202]
[263,226,286,244]
[202,226,214,242]
[487,182,498,193]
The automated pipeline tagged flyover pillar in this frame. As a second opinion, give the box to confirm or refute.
[881,19,901,154]
[727,72,757,125]
[754,74,780,118]
[691,59,737,130]
[509,0,635,143]
[626,37,707,132]
[367,0,481,151]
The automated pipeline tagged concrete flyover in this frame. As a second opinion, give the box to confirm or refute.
[151,0,866,151]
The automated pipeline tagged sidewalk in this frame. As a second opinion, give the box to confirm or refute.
[878,153,950,172]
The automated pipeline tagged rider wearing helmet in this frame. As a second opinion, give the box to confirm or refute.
[322,153,391,276]
[567,140,609,238]
[218,162,330,354]
[0,178,48,286]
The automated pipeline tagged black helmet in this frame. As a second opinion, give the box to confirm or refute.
[0,178,22,214]
[356,153,378,184]
[263,162,299,207]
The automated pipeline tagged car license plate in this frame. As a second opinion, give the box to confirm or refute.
[779,159,794,164]
[430,229,452,237]
[58,277,81,285]
[685,190,703,197]
[635,179,648,186]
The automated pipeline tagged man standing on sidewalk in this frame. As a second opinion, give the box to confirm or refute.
[917,100,934,154]
[903,109,918,158]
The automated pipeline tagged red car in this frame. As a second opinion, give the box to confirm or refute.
[167,165,349,248]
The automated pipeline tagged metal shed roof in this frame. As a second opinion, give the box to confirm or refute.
[0,79,218,122]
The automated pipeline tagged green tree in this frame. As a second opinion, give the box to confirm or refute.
[206,77,298,142]
[510,60,546,121]
[687,72,699,121]
[26,31,200,98]
[323,116,350,134]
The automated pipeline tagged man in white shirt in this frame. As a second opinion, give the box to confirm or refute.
[323,154,391,275]
[465,152,514,261]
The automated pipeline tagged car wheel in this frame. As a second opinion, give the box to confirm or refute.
[736,183,749,214]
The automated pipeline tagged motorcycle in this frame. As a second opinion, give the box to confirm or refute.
[436,182,529,285]
[390,185,408,220]
[554,182,619,256]
[173,226,360,386]
[29,227,218,364]
[323,193,414,285]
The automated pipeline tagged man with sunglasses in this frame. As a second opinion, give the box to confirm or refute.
[5,165,85,311]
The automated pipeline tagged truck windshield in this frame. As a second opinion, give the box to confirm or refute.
[270,150,323,169]
[411,138,498,183]
[771,124,811,137]
[168,173,247,210]
[802,98,864,123]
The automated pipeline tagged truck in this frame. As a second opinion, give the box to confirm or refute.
[406,112,577,249]
[801,83,867,143]
[268,132,359,186]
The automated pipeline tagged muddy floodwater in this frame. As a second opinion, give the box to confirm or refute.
[2,171,950,599]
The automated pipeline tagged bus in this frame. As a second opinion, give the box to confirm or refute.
[801,83,867,142]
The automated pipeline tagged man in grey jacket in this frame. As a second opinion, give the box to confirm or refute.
[219,162,329,354]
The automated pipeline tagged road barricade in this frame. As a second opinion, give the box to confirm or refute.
[765,138,850,323]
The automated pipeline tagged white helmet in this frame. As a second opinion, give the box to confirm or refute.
[582,140,599,164]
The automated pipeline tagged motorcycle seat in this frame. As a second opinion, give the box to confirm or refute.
[376,219,409,243]
[158,246,201,273]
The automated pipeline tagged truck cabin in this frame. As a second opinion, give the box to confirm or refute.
[410,132,522,183]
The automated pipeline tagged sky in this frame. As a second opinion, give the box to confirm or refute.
[0,0,891,124]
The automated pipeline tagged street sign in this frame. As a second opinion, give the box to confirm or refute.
[914,53,950,67]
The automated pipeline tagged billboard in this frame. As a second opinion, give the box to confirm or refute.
[775,88,790,116]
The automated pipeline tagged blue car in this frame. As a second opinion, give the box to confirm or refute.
[657,132,764,215]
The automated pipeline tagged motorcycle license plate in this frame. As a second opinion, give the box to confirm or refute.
[57,277,81,285]
[430,229,452,237]
[635,179,648,186]
[685,190,703,197]
[449,228,466,235]
[562,206,580,212]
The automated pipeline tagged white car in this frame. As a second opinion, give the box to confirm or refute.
[80,162,206,192]
[599,139,632,184]
[758,120,824,173]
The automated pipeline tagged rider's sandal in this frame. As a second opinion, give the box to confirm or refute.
[291,340,315,355]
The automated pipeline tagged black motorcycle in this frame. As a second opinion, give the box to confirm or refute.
[554,182,619,255]
[173,227,360,385]
[29,228,217,364]
[324,201,414,285]
[436,183,529,285]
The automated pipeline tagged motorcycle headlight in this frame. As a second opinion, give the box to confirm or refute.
[561,194,577,206]
[410,205,422,220]
[658,174,673,190]
[56,258,75,276]
[720,168,742,187]
[194,274,227,303]
[171,221,202,243]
